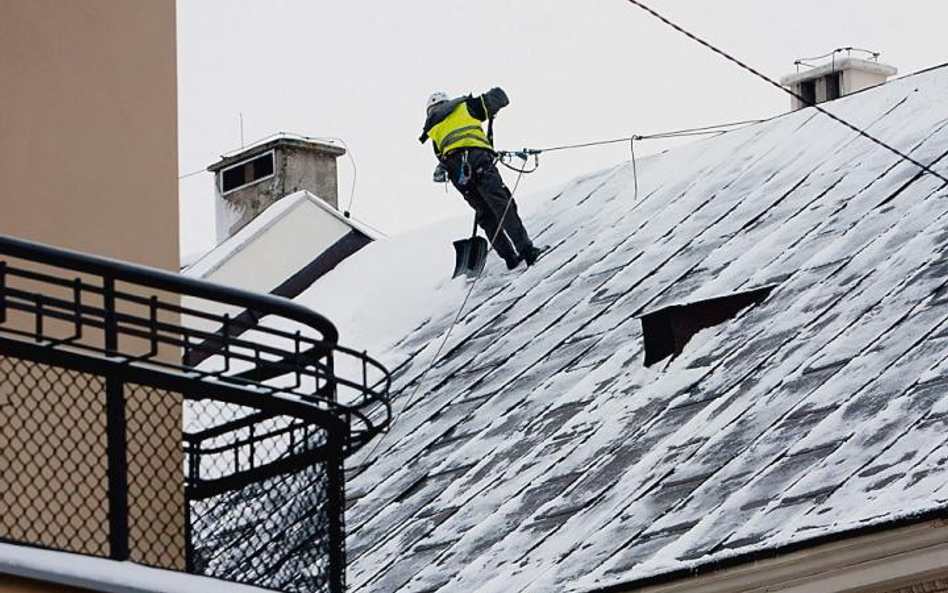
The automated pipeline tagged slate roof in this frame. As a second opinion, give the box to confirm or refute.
[326,65,948,593]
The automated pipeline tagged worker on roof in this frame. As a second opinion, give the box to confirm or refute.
[420,88,541,270]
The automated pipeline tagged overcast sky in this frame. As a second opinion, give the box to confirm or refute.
[177,0,948,257]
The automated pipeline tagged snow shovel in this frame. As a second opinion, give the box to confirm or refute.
[452,218,488,279]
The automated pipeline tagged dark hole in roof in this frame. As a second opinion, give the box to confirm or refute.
[640,285,777,367]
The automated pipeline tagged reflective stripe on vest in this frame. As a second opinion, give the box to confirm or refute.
[428,103,493,157]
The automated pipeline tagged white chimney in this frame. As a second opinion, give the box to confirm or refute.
[780,49,897,112]
[207,134,346,243]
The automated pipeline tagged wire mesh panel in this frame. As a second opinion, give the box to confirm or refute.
[189,459,341,593]
[186,397,344,593]
[0,355,109,555]
[126,383,187,569]
[0,351,346,592]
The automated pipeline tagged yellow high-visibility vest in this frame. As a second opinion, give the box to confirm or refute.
[428,101,493,157]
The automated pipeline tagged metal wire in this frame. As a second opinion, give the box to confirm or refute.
[524,119,762,154]
[178,168,208,181]
[795,47,881,71]
[623,0,948,186]
[359,116,757,468]
[631,136,639,201]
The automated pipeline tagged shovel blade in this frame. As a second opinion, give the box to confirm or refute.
[452,236,489,279]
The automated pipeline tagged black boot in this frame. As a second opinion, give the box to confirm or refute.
[522,245,543,267]
[505,254,522,270]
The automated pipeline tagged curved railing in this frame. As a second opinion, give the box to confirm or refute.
[0,233,391,463]
[0,233,391,592]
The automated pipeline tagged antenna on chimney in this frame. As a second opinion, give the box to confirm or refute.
[781,50,896,112]
[239,112,245,148]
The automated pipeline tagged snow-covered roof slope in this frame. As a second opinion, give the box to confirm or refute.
[301,64,948,593]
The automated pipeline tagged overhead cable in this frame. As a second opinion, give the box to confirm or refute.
[623,0,948,185]
[178,168,207,180]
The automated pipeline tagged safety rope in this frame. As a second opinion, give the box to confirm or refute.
[623,0,948,186]
[496,152,542,175]
[356,116,719,469]
[354,0,948,477]
[631,136,639,201]
[493,118,761,182]
[354,157,528,470]
[525,119,763,154]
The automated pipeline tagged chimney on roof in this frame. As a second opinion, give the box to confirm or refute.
[780,49,897,112]
[207,135,346,243]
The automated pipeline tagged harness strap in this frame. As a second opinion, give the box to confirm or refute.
[482,96,495,146]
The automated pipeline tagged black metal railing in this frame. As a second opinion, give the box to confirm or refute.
[0,234,391,593]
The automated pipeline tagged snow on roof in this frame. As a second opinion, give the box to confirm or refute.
[298,65,948,593]
[0,542,278,593]
[183,190,380,279]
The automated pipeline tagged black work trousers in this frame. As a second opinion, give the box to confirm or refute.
[443,148,534,263]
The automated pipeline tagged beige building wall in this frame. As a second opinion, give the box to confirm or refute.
[0,574,97,593]
[0,0,179,270]
[0,0,184,585]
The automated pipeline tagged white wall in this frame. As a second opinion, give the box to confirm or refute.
[183,198,353,336]
[843,69,890,95]
[205,201,349,291]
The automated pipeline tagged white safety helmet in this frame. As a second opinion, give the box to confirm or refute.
[427,91,450,111]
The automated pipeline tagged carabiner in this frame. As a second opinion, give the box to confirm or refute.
[457,151,472,186]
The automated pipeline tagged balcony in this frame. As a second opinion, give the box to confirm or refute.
[0,234,391,593]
